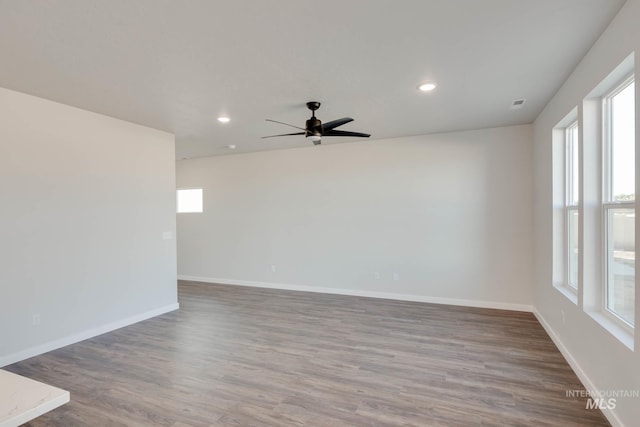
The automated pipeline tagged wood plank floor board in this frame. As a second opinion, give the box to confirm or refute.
[5,281,609,426]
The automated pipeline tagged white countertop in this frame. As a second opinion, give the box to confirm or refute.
[0,369,70,427]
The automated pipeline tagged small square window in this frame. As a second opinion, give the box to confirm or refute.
[177,188,203,213]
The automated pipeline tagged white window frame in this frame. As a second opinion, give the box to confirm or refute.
[565,121,579,291]
[601,75,635,331]
[578,54,635,349]
[552,108,579,303]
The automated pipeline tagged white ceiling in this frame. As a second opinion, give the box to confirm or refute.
[0,0,626,158]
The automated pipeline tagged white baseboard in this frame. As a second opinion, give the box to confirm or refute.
[178,275,534,312]
[534,311,623,427]
[0,303,179,368]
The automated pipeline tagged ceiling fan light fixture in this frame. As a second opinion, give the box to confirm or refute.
[417,82,437,92]
[306,135,322,144]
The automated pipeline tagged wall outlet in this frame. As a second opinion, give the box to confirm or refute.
[374,272,380,280]
[393,272,399,281]
[32,314,41,326]
[162,231,173,240]
[561,310,566,324]
[271,264,277,273]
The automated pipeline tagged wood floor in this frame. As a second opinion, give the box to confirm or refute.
[6,281,608,426]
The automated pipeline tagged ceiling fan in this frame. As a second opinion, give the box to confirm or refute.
[262,102,370,145]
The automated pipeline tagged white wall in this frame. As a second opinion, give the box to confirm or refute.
[533,0,640,425]
[0,87,178,366]
[177,125,534,310]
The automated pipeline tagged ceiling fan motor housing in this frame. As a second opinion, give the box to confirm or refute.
[305,117,322,137]
[306,117,322,144]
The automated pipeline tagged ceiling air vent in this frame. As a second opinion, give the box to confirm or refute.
[510,99,526,110]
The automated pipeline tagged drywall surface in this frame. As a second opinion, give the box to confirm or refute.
[532,0,640,425]
[0,87,177,365]
[177,125,534,309]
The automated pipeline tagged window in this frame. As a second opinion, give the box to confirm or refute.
[603,77,635,327]
[557,56,635,348]
[177,188,203,213]
[566,121,579,290]
[552,109,579,301]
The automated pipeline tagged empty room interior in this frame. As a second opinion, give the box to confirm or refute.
[1,1,639,426]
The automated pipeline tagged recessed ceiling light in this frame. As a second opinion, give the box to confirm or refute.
[217,116,231,123]
[417,82,437,92]
[226,144,236,150]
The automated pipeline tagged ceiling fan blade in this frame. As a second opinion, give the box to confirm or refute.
[261,132,305,139]
[265,119,306,131]
[321,117,353,131]
[323,129,370,138]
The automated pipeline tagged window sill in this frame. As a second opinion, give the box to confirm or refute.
[585,310,634,351]
[553,283,578,305]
